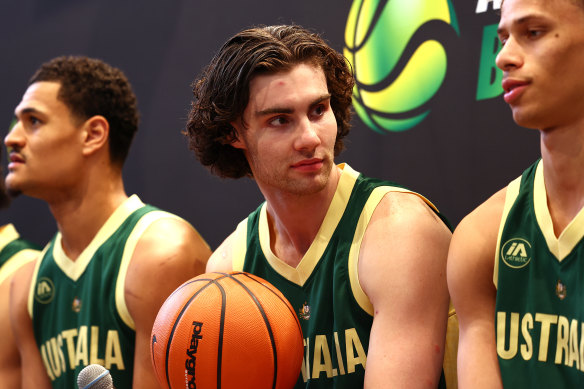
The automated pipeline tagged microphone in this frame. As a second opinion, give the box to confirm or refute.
[77,364,115,389]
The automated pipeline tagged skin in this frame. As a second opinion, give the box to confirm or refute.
[6,81,211,388]
[208,63,452,387]
[448,0,584,387]
[0,249,37,388]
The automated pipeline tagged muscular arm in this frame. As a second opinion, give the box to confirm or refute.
[447,189,506,388]
[125,218,211,389]
[359,192,452,388]
[10,260,52,389]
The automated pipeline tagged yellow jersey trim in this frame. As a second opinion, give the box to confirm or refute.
[115,210,183,330]
[257,164,359,286]
[534,161,584,262]
[0,224,39,285]
[231,219,249,271]
[348,186,437,316]
[493,175,522,287]
[51,195,144,281]
[28,244,51,319]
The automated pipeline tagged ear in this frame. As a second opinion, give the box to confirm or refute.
[81,115,109,157]
[229,121,246,150]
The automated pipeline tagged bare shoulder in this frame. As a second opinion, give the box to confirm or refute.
[206,230,237,273]
[451,187,507,260]
[133,215,211,273]
[359,191,452,303]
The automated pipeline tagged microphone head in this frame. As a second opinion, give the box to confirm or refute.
[77,364,114,389]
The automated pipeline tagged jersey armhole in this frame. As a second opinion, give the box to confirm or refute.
[493,176,522,288]
[116,211,182,330]
[231,218,249,272]
[28,244,50,319]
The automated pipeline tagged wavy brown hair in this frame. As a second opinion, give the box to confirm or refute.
[29,56,139,167]
[185,25,354,178]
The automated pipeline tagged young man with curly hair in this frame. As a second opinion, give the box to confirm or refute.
[186,25,454,388]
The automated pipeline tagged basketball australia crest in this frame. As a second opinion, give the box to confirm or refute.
[501,238,532,269]
[299,301,311,320]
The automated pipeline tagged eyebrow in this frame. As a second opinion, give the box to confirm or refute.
[14,107,44,117]
[497,14,548,35]
[254,93,332,117]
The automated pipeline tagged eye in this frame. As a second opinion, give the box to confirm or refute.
[527,29,543,39]
[268,116,289,127]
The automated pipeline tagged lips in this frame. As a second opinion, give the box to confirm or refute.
[502,78,529,104]
[291,158,323,172]
[7,152,25,170]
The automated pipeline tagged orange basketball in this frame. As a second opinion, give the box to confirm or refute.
[151,272,304,389]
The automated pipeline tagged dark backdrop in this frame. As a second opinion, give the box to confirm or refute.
[0,0,540,250]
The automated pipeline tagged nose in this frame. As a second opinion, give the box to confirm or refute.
[293,118,321,151]
[5,120,24,150]
[495,36,523,72]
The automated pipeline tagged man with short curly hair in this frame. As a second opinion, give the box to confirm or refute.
[7,56,211,388]
[187,25,454,388]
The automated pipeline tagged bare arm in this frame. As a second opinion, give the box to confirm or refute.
[125,218,211,389]
[10,260,52,389]
[447,189,506,388]
[359,192,452,388]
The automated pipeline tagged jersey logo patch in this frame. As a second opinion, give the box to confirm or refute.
[501,238,532,269]
[35,277,55,304]
[299,301,311,320]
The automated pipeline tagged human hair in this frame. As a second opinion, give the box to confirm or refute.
[185,25,354,179]
[29,56,139,167]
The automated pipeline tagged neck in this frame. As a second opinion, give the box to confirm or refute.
[262,165,342,267]
[540,123,584,235]
[48,167,127,261]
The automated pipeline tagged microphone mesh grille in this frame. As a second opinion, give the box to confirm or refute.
[77,364,113,389]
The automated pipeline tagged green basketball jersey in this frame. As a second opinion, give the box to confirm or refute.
[0,224,40,285]
[495,160,584,386]
[231,164,452,388]
[29,195,181,388]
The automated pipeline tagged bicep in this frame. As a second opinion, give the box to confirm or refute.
[126,219,211,387]
[360,193,452,388]
[447,203,503,388]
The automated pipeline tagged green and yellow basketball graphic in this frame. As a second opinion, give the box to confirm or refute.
[345,0,459,133]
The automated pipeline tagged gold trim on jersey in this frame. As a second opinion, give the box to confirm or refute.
[347,186,438,316]
[493,175,522,288]
[534,161,584,262]
[0,249,39,285]
[231,219,249,271]
[256,163,359,286]
[28,244,51,318]
[0,224,39,285]
[51,195,145,281]
[115,210,183,330]
[0,224,20,251]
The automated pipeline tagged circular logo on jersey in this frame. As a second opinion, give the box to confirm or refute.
[35,277,55,304]
[344,0,459,132]
[501,238,532,269]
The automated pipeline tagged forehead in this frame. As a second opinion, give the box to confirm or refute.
[246,63,328,110]
[15,81,64,115]
[500,0,583,23]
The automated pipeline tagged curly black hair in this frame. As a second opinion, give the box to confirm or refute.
[29,56,139,166]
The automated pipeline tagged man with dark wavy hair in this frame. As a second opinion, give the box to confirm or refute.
[186,25,454,388]
[7,56,211,388]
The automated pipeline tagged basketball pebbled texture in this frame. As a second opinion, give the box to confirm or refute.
[151,272,304,389]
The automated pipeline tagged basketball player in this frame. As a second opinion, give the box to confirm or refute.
[0,145,40,388]
[6,56,212,388]
[186,25,455,388]
[447,0,584,386]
